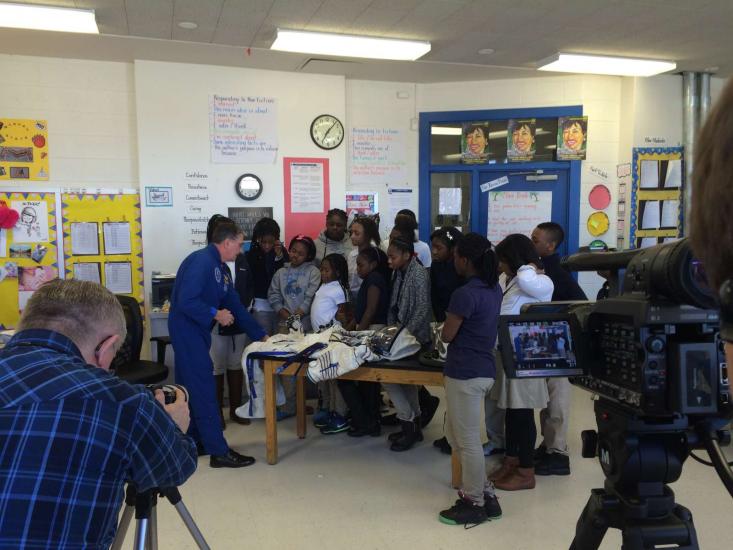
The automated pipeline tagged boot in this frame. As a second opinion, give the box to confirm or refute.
[227,370,251,425]
[214,374,226,430]
[390,420,420,452]
[488,456,519,482]
[494,467,536,491]
[388,417,423,442]
[419,387,440,428]
[388,427,404,442]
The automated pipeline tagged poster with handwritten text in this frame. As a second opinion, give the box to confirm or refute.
[351,128,406,185]
[209,95,278,164]
[487,191,552,244]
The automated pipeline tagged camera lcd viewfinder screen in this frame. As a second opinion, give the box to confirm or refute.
[499,315,583,378]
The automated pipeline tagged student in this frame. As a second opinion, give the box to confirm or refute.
[347,216,388,296]
[392,211,432,267]
[246,218,288,336]
[383,237,431,451]
[438,233,502,526]
[206,215,253,428]
[338,247,390,437]
[489,234,553,491]
[530,222,587,476]
[268,235,320,418]
[429,227,464,322]
[314,208,352,266]
[310,253,353,434]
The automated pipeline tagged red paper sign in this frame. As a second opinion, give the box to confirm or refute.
[283,157,329,243]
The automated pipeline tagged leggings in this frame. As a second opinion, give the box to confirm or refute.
[505,408,537,468]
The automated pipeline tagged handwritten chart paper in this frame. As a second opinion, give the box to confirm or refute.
[209,95,278,164]
[487,191,552,244]
[351,128,406,185]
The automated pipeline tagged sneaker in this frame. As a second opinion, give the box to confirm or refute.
[313,409,330,428]
[535,452,570,476]
[438,496,488,527]
[483,493,502,520]
[533,444,548,463]
[320,413,349,434]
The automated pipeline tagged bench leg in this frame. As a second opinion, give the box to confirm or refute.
[451,450,462,489]
[264,361,278,465]
[296,370,306,439]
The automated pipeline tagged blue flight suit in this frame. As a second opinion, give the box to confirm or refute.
[169,244,266,456]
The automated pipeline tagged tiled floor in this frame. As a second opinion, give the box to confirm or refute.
[130,387,733,549]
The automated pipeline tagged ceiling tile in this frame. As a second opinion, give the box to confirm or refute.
[124,0,173,40]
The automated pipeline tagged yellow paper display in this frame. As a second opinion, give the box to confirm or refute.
[0,119,50,181]
[0,192,60,329]
[61,192,145,310]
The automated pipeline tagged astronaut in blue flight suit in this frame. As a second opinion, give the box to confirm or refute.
[169,219,267,468]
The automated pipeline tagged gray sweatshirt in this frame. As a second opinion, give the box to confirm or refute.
[388,258,431,345]
[268,262,321,315]
[314,230,352,267]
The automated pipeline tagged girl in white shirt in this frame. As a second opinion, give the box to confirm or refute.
[347,216,388,296]
[310,253,353,434]
[488,234,554,492]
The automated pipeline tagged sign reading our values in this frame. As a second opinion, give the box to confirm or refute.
[209,95,278,164]
[557,116,588,160]
[487,190,552,244]
[507,118,536,162]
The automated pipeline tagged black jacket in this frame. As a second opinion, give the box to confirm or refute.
[430,260,463,322]
[246,245,288,300]
[218,254,255,336]
[542,253,588,301]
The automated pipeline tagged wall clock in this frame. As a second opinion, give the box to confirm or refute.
[235,173,263,201]
[310,114,344,150]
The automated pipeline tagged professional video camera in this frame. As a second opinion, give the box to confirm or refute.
[497,238,733,550]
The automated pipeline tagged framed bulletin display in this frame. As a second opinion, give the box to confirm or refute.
[629,147,683,249]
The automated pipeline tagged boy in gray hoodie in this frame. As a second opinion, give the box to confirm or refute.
[314,208,353,266]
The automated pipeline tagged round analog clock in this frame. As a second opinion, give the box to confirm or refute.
[235,173,263,201]
[310,114,344,150]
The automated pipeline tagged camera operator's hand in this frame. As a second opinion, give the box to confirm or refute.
[155,388,191,433]
[215,308,234,326]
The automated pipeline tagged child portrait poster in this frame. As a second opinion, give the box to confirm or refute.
[557,116,588,160]
[18,265,57,292]
[507,118,536,161]
[461,122,490,164]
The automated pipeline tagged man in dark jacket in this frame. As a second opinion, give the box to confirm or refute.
[531,222,588,476]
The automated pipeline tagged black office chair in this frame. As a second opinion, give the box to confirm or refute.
[112,295,169,385]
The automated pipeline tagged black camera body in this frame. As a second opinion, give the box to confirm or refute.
[498,238,731,420]
[146,383,188,405]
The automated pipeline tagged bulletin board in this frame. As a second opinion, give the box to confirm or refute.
[629,147,683,249]
[0,119,50,181]
[283,157,330,242]
[0,191,62,329]
[61,191,145,309]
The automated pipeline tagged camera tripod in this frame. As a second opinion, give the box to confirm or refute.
[111,484,210,550]
[570,400,699,550]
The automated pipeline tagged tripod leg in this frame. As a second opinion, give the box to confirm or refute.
[148,506,158,550]
[111,505,134,550]
[134,518,148,550]
[569,489,612,550]
[173,501,211,550]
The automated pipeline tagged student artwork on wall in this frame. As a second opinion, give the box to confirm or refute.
[345,192,377,216]
[0,191,61,329]
[0,119,49,181]
[61,192,145,310]
[461,122,490,164]
[557,116,588,160]
[629,147,683,249]
[507,118,536,161]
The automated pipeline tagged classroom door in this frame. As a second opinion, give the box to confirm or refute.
[478,169,570,256]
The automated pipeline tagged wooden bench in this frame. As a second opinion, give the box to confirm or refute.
[261,356,462,488]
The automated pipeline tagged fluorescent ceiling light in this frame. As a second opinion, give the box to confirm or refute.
[538,53,676,77]
[431,127,462,136]
[271,28,430,61]
[0,2,98,34]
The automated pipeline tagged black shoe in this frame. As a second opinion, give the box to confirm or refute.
[533,444,548,463]
[420,394,440,428]
[388,428,403,442]
[390,420,420,452]
[439,497,488,527]
[210,449,256,468]
[535,452,570,476]
[483,493,502,520]
[380,413,399,426]
[433,436,452,455]
[348,424,381,437]
[196,442,208,457]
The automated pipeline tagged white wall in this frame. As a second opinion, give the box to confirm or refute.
[135,60,347,296]
[0,54,137,188]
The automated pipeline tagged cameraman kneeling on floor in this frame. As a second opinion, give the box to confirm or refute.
[0,280,197,549]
